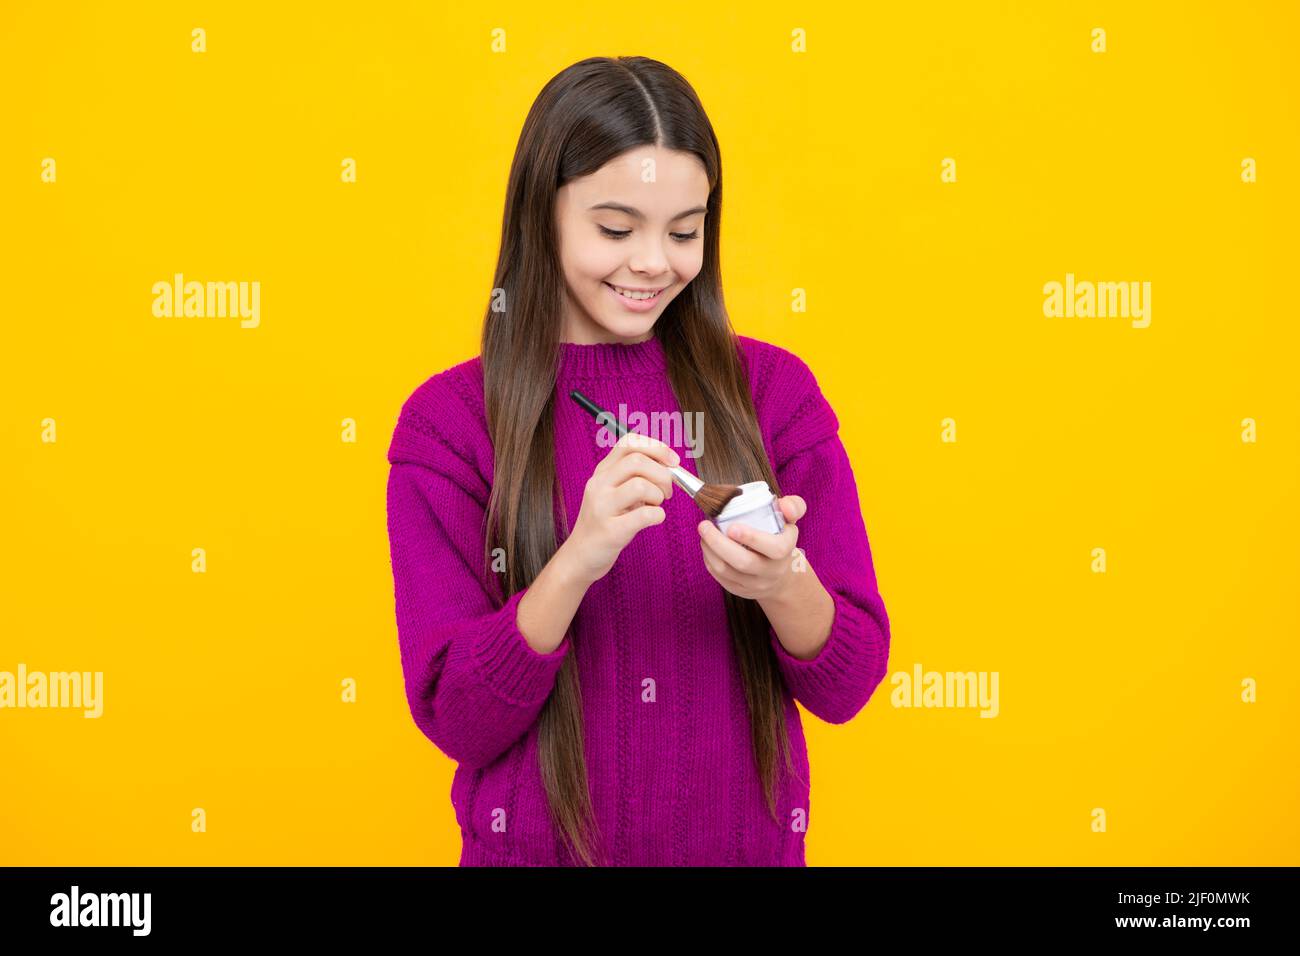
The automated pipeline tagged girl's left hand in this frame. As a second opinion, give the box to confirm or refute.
[697,495,807,601]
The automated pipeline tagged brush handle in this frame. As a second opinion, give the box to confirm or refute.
[568,389,704,497]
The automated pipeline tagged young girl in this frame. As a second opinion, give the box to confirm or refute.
[385,55,891,866]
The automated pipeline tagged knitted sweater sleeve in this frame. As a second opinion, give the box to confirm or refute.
[385,382,571,769]
[764,351,892,724]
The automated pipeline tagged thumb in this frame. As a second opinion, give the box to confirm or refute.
[780,494,807,523]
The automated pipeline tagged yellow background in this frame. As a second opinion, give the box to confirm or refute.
[1,1,1296,865]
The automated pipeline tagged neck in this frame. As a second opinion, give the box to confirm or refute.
[560,322,656,346]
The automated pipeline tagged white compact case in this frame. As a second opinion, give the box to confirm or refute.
[712,481,785,536]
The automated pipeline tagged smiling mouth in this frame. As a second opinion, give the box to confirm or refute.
[604,282,667,300]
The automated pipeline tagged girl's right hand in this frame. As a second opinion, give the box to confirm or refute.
[560,430,680,585]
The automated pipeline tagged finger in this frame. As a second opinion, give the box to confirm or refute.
[698,521,764,575]
[697,521,757,585]
[779,495,807,523]
[605,452,674,500]
[610,475,665,514]
[598,430,680,472]
[698,537,727,578]
[612,503,666,537]
[722,520,797,560]
[698,536,750,588]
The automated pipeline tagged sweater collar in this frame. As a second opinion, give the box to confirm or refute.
[557,334,667,380]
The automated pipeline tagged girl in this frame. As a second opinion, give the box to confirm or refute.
[385,55,891,866]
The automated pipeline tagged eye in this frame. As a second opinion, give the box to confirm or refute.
[598,225,701,242]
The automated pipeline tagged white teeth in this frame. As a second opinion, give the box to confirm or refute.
[609,284,661,300]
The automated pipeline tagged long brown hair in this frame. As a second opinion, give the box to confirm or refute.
[480,55,794,866]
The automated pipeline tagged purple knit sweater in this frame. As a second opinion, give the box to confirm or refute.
[385,333,890,866]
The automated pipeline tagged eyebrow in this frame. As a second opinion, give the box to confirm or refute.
[588,201,708,221]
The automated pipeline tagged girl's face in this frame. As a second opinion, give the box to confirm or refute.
[554,145,710,345]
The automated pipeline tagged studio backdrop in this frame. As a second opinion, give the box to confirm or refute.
[1,1,1296,865]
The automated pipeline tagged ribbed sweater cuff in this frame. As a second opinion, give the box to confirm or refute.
[769,588,886,696]
[470,586,571,707]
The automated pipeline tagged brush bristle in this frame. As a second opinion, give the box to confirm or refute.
[694,483,743,518]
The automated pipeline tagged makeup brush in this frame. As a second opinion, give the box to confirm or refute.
[569,389,743,519]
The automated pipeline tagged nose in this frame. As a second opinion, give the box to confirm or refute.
[627,235,670,277]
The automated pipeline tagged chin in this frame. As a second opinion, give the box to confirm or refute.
[604,320,657,341]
